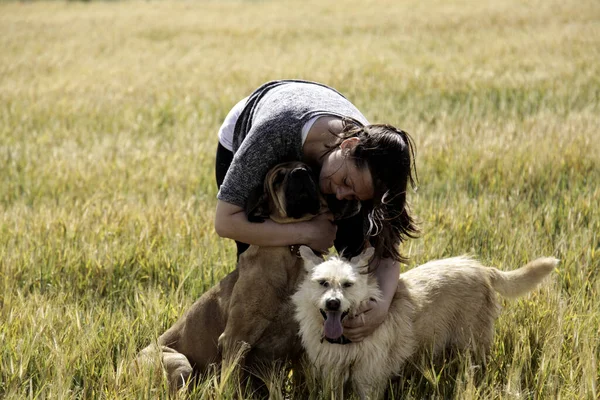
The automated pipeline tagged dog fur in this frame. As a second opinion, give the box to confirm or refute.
[136,162,324,390]
[292,247,558,399]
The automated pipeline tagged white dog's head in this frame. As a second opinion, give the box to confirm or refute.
[293,246,379,341]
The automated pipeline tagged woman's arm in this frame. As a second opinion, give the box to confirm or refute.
[342,256,400,342]
[372,257,401,308]
[214,199,337,253]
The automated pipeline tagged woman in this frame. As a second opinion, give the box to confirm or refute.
[214,80,419,342]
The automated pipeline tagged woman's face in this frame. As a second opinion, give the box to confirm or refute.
[319,139,374,201]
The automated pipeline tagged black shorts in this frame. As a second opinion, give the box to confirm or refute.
[215,142,366,259]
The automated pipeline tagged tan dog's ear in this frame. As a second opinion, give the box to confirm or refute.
[349,247,375,268]
[245,185,270,223]
[299,246,323,270]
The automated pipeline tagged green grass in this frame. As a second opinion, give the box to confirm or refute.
[1,0,599,398]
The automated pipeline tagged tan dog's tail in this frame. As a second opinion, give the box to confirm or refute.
[489,257,558,298]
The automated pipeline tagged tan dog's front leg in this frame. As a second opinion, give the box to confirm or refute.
[218,271,278,367]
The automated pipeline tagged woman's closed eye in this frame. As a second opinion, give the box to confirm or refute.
[343,178,356,196]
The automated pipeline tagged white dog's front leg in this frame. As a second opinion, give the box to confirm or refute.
[351,370,388,400]
[321,366,348,400]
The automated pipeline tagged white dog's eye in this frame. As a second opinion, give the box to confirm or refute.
[342,282,353,288]
[318,280,329,288]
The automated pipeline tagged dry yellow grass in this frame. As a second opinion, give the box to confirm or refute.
[1,0,599,398]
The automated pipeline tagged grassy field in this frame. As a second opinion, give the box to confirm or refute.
[1,0,599,398]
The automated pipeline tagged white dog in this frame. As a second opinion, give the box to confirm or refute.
[292,247,558,399]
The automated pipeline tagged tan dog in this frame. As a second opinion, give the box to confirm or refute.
[293,247,558,399]
[137,161,325,390]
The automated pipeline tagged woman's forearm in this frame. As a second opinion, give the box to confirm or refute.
[215,201,308,246]
[371,257,400,308]
[342,256,401,341]
[215,199,337,252]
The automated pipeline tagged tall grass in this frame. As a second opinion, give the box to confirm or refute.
[1,0,599,398]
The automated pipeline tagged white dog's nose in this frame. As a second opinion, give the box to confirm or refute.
[325,298,340,311]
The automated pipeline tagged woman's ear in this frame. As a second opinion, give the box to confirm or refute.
[340,137,360,154]
[245,185,270,223]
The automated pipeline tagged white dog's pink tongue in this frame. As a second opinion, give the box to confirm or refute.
[324,311,343,339]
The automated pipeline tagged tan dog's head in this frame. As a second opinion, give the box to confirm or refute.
[246,161,325,224]
[293,246,379,341]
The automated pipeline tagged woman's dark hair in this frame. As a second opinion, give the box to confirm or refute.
[329,118,420,264]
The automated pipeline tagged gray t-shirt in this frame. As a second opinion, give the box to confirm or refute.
[217,80,369,209]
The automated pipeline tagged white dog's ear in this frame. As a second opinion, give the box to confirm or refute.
[349,247,375,268]
[299,245,323,270]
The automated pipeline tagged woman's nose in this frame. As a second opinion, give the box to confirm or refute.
[336,186,353,200]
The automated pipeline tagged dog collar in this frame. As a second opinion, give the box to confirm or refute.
[324,335,352,345]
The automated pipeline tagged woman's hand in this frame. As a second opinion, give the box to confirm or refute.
[342,257,400,342]
[342,298,389,342]
[302,212,337,253]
